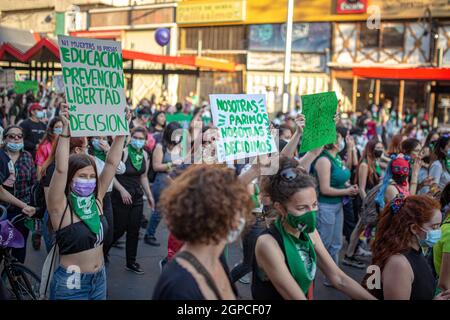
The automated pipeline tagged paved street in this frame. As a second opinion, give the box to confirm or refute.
[25,205,368,300]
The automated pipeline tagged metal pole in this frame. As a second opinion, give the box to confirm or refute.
[195,30,202,103]
[282,0,294,113]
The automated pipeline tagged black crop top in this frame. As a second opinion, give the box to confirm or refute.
[55,200,108,255]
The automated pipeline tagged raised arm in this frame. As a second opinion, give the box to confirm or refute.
[280,115,304,158]
[47,104,70,215]
[297,147,323,173]
[98,135,126,201]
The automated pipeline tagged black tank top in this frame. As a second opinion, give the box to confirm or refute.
[377,248,436,300]
[115,153,146,197]
[55,200,108,255]
[251,226,288,300]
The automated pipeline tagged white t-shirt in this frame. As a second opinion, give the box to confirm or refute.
[94,158,126,193]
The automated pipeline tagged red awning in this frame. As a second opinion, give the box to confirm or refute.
[0,38,236,72]
[353,67,450,81]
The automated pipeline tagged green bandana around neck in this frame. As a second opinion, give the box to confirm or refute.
[274,218,317,295]
[128,144,144,171]
[69,192,100,235]
[375,160,381,177]
[93,148,106,161]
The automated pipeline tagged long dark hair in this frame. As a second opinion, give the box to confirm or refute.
[430,135,449,172]
[356,138,381,187]
[162,121,182,148]
[66,154,98,198]
[39,116,62,146]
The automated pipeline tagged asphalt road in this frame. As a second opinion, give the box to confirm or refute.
[24,205,368,300]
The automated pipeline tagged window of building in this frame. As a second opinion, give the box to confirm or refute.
[359,23,379,48]
[382,24,405,48]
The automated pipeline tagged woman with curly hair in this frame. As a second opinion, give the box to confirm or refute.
[153,164,254,300]
[251,157,375,300]
[369,194,450,300]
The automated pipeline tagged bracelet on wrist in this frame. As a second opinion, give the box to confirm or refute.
[59,133,70,138]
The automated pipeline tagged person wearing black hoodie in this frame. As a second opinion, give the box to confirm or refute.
[19,103,46,158]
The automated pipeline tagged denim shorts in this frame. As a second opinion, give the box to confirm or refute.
[49,265,107,300]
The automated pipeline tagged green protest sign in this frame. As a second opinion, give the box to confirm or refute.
[14,80,38,95]
[210,94,277,162]
[166,113,193,127]
[57,35,129,137]
[299,92,338,153]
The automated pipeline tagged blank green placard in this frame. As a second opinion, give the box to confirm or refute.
[299,92,338,153]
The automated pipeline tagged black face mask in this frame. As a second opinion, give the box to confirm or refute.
[374,150,383,158]
[392,174,408,186]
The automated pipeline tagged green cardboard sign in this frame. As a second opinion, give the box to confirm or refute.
[13,80,38,95]
[299,92,338,153]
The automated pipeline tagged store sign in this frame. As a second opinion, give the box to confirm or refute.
[371,0,450,18]
[247,52,325,73]
[177,0,245,24]
[336,0,367,14]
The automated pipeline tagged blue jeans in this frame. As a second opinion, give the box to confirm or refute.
[42,210,55,253]
[317,202,344,265]
[146,176,166,238]
[49,265,107,300]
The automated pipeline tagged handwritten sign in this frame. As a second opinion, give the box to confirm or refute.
[13,80,38,95]
[210,94,277,162]
[300,92,338,153]
[52,75,65,94]
[58,35,129,137]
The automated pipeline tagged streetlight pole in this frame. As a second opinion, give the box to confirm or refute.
[282,0,294,113]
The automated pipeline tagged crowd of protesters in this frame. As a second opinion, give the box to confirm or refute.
[0,84,450,301]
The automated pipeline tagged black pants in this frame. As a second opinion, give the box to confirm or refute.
[7,210,29,264]
[111,191,143,265]
[343,199,357,243]
[102,192,114,258]
[230,217,267,283]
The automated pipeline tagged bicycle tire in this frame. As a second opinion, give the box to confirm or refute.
[1,264,41,300]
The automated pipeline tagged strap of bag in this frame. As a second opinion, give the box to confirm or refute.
[176,251,223,300]
[43,201,69,296]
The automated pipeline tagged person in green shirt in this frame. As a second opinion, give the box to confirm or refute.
[435,183,450,292]
[252,157,375,300]
[311,129,359,285]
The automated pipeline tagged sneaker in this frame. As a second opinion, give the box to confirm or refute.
[144,235,160,247]
[32,233,41,251]
[342,255,366,269]
[356,246,372,258]
[238,274,251,285]
[126,262,144,275]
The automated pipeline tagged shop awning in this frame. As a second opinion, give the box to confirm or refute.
[353,67,450,81]
[0,38,236,72]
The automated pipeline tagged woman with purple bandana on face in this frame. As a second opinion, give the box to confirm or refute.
[46,103,127,300]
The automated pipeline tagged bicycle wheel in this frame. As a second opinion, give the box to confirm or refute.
[1,264,41,300]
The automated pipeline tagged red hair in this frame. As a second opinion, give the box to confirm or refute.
[371,195,440,271]
[387,134,404,155]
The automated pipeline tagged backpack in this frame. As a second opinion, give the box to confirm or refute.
[359,183,383,227]
[30,180,46,219]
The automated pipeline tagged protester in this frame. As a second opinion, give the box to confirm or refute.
[251,157,375,299]
[387,133,405,156]
[111,127,154,274]
[149,110,166,144]
[153,164,252,300]
[369,194,450,300]
[20,102,47,157]
[311,128,359,283]
[429,135,450,191]
[35,116,63,179]
[46,104,126,300]
[145,122,184,247]
[435,183,450,292]
[2,125,37,262]
[89,136,126,261]
[343,139,383,268]
[8,93,23,125]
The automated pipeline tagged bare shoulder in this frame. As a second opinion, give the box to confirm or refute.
[384,254,413,275]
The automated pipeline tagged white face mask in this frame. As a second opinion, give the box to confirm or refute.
[338,140,345,152]
[226,217,246,243]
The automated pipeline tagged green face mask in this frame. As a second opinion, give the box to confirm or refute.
[286,211,317,233]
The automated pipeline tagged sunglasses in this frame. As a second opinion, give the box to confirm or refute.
[279,168,298,181]
[6,134,23,140]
